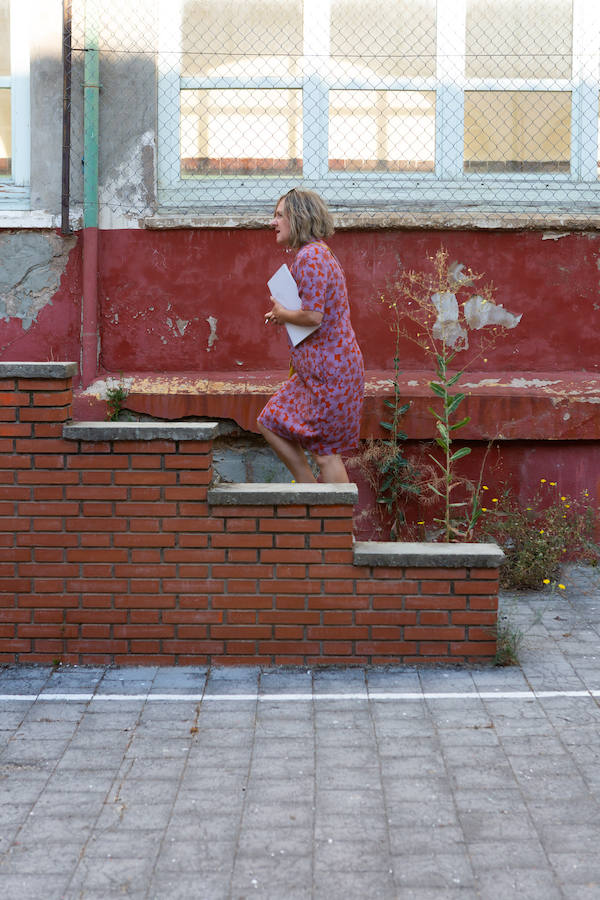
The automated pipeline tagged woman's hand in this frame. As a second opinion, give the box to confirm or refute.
[264,297,323,328]
[264,297,286,326]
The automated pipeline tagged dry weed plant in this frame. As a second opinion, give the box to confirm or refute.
[359,247,521,541]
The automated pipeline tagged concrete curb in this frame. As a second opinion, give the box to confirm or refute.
[63,421,220,441]
[208,482,359,506]
[0,361,79,378]
[353,540,505,568]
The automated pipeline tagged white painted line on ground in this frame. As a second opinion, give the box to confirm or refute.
[0,689,599,703]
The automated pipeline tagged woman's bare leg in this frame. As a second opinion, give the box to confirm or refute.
[257,423,317,483]
[314,453,350,483]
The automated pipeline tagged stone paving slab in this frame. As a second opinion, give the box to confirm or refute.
[0,563,599,899]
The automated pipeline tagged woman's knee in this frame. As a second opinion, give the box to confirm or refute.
[314,453,350,483]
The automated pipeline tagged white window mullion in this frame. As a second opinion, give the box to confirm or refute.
[9,0,30,187]
[436,0,466,179]
[303,0,330,182]
[158,0,183,189]
[571,0,600,182]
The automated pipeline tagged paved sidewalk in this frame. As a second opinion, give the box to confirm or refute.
[0,564,599,900]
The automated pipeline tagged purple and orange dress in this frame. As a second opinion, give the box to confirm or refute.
[258,240,364,456]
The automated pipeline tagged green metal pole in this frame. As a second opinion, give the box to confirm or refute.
[82,1,99,385]
[83,7,99,228]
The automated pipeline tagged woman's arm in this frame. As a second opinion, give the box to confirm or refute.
[265,298,323,328]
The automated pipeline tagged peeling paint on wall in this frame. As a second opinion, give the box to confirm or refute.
[165,316,191,337]
[431,291,468,349]
[88,375,135,401]
[206,315,218,351]
[0,231,77,330]
[463,296,522,331]
[430,286,521,350]
[98,130,156,229]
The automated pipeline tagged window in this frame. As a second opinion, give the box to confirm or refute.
[157,0,600,211]
[0,0,30,206]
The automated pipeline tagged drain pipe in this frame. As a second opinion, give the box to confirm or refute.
[61,0,72,236]
[81,2,99,387]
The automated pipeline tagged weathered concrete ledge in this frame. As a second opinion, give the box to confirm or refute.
[77,369,600,440]
[208,482,359,506]
[63,421,220,441]
[0,361,79,379]
[143,210,600,233]
[353,541,505,569]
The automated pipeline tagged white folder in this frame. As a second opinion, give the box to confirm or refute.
[267,264,319,347]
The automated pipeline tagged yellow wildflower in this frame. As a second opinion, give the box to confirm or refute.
[543,579,550,584]
[492,498,498,503]
[482,486,489,491]
[540,529,545,534]
[540,478,547,483]
[559,584,566,590]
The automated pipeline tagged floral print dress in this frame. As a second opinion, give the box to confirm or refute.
[258,241,364,456]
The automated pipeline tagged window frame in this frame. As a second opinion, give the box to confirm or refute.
[0,0,30,208]
[157,0,600,210]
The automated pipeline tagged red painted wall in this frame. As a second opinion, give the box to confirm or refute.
[1,227,598,542]
[0,233,82,369]
[2,227,597,378]
[96,228,600,375]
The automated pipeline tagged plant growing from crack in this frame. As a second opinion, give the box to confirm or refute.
[380,247,521,541]
[106,377,130,421]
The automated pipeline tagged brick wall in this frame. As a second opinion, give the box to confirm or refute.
[0,363,502,667]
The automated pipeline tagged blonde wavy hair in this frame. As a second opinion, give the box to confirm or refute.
[277,188,335,250]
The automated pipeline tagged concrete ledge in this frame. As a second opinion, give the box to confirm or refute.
[78,370,600,440]
[63,421,220,442]
[353,541,505,568]
[208,483,359,506]
[0,362,79,379]
[143,210,600,233]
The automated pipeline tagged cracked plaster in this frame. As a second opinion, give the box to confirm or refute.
[0,231,76,329]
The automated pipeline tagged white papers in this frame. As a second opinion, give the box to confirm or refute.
[267,264,319,347]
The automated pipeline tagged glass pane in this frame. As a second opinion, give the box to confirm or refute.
[329,90,435,172]
[180,88,303,176]
[466,0,573,79]
[0,88,10,177]
[464,91,571,173]
[331,1,436,80]
[181,0,302,79]
[0,0,9,77]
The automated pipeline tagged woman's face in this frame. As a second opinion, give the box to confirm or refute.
[271,199,291,246]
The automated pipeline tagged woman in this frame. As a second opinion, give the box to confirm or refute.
[257,188,364,483]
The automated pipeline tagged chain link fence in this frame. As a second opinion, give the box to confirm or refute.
[67,0,600,222]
